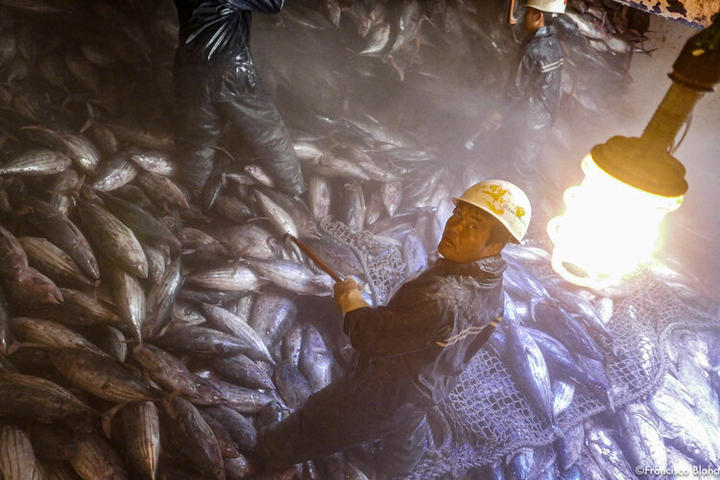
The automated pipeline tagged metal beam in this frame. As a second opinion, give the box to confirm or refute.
[613,0,719,28]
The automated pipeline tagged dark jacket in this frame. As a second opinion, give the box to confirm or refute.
[343,255,506,405]
[174,0,284,96]
[174,0,283,61]
[506,26,564,130]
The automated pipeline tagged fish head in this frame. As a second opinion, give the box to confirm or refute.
[16,268,63,304]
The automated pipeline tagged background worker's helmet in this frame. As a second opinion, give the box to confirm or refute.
[453,180,531,243]
[526,0,567,14]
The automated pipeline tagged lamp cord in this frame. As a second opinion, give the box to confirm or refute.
[671,113,693,154]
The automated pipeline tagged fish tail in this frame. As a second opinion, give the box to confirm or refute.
[528,296,543,323]
[101,403,126,439]
[80,101,94,133]
[605,388,616,412]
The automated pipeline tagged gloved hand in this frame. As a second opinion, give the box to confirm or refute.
[464,111,503,150]
[484,110,503,132]
[333,278,369,316]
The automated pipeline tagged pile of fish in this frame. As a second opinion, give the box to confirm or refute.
[557,0,653,115]
[440,249,720,480]
[248,0,653,219]
[0,0,718,479]
[256,0,651,117]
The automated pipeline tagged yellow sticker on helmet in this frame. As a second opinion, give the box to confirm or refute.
[481,184,511,215]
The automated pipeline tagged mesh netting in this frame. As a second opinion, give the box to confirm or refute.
[408,269,714,479]
[319,218,406,306]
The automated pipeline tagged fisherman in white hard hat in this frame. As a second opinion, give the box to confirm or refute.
[257,180,531,477]
[513,0,566,124]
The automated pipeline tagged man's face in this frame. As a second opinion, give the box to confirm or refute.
[523,7,543,32]
[438,202,500,263]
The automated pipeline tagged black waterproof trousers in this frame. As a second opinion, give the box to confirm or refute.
[258,360,429,477]
[174,59,305,198]
[506,126,548,207]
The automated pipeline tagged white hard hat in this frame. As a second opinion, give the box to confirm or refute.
[526,0,567,14]
[453,180,531,243]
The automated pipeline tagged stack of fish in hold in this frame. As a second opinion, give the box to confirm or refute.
[0,1,718,479]
[411,249,720,480]
[248,0,654,220]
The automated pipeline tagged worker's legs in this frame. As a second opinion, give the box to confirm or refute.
[510,128,545,204]
[173,64,224,199]
[376,405,430,477]
[218,85,305,197]
[257,374,401,470]
[507,127,549,239]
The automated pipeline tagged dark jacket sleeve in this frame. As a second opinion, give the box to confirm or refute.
[506,50,537,106]
[342,290,449,357]
[228,0,284,12]
[182,0,284,61]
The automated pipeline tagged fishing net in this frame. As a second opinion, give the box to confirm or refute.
[319,218,406,306]
[408,269,713,479]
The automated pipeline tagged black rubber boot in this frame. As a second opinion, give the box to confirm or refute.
[255,402,295,471]
[179,163,214,203]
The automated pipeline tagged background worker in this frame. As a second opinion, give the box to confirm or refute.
[504,0,566,203]
[257,180,532,477]
[465,0,565,227]
[173,0,305,210]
